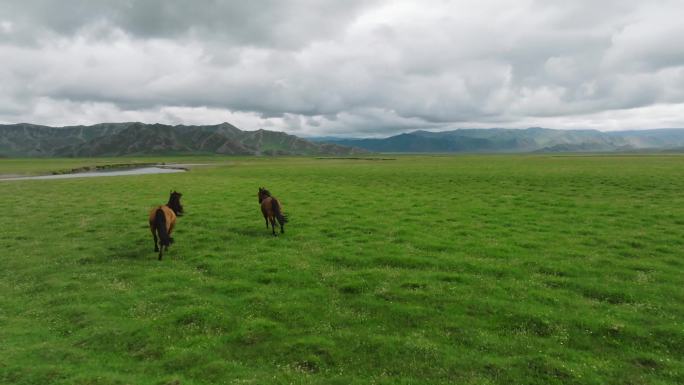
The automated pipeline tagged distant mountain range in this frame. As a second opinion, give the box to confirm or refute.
[312,128,684,153]
[3,123,684,157]
[0,122,366,157]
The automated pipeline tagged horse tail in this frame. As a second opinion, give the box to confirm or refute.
[155,208,171,247]
[271,198,288,224]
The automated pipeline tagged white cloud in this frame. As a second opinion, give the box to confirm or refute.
[1,0,683,136]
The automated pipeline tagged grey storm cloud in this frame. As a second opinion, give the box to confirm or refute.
[1,0,683,136]
[1,0,375,47]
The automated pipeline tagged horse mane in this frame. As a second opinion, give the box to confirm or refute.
[258,187,272,203]
[167,192,184,216]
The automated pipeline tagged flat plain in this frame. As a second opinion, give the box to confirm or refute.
[1,155,683,385]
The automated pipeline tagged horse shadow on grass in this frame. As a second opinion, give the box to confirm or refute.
[74,246,144,265]
[105,238,176,262]
[229,226,277,238]
[100,225,280,264]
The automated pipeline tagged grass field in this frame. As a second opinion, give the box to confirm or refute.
[1,155,683,385]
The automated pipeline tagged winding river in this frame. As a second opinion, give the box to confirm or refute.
[0,166,186,181]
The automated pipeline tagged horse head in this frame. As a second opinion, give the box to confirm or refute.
[168,190,184,216]
[258,187,271,203]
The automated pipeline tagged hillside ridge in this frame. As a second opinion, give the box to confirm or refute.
[315,127,684,153]
[0,122,366,157]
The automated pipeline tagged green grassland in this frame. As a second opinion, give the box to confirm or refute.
[1,155,683,385]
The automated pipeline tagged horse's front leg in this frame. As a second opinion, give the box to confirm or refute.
[168,223,175,245]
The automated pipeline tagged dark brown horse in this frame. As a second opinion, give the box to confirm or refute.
[258,187,288,236]
[149,191,184,260]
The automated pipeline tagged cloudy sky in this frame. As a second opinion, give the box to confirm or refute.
[1,0,683,137]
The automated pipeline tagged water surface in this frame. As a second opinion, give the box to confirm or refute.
[0,166,186,181]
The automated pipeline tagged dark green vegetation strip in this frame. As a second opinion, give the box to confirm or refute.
[1,156,683,385]
[315,157,396,161]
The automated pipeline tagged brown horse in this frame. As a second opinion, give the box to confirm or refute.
[149,191,184,260]
[258,187,288,236]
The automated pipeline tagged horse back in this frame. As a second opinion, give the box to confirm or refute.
[260,197,273,214]
[149,205,177,228]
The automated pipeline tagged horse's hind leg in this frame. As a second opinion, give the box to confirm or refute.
[158,242,164,260]
[278,219,285,234]
[270,217,277,236]
[151,227,159,252]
